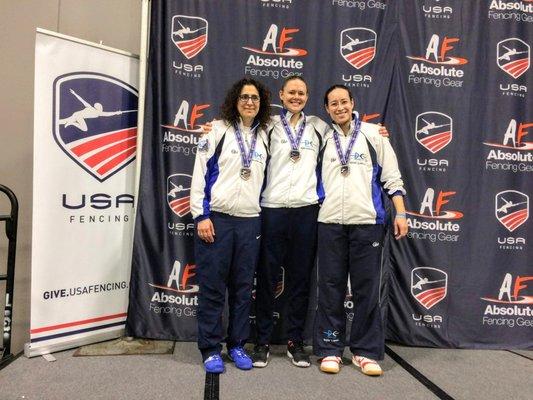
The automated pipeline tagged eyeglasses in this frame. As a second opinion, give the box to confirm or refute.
[238,94,260,103]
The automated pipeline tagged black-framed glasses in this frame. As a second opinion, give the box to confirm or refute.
[238,94,260,103]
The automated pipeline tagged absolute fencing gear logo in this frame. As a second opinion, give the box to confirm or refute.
[53,73,138,182]
[340,28,377,69]
[243,23,307,79]
[495,190,529,232]
[415,112,453,154]
[481,273,532,329]
[243,24,307,56]
[497,38,530,79]
[406,188,463,243]
[150,261,199,294]
[411,267,448,310]
[407,34,467,88]
[488,1,533,23]
[167,174,192,217]
[483,119,533,173]
[171,15,208,59]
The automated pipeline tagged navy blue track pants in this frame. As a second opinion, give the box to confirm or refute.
[313,223,385,360]
[255,204,319,344]
[195,212,261,360]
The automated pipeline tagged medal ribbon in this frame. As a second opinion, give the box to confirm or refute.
[332,119,361,167]
[234,122,258,168]
[280,110,306,151]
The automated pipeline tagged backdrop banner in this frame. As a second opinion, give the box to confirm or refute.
[127,0,532,349]
[28,30,138,356]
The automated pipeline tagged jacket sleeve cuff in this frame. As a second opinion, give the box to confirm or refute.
[194,214,210,223]
[388,189,406,198]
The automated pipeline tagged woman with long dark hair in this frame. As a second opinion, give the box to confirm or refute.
[190,78,271,373]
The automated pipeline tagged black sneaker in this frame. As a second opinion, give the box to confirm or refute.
[251,344,270,368]
[287,340,310,367]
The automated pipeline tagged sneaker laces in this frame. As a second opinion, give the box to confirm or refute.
[232,347,251,360]
[205,354,221,363]
[289,341,305,353]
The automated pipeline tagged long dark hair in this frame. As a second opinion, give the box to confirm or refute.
[220,78,271,129]
[323,84,353,106]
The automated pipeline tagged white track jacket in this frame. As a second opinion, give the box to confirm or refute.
[260,111,329,208]
[190,120,268,221]
[318,120,405,225]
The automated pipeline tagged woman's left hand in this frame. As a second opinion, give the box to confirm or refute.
[394,216,408,240]
[378,123,390,138]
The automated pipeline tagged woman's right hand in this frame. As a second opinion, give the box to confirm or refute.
[199,121,213,135]
[197,218,215,243]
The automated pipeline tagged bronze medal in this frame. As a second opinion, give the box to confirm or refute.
[240,167,251,180]
[340,165,350,176]
[290,150,301,162]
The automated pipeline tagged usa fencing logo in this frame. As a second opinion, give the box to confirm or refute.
[171,15,208,59]
[497,38,530,79]
[495,190,529,232]
[53,73,138,182]
[340,28,377,69]
[411,267,447,310]
[167,174,192,217]
[415,112,453,153]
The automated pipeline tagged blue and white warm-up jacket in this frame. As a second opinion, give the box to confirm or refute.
[318,120,405,225]
[260,111,329,208]
[190,120,269,221]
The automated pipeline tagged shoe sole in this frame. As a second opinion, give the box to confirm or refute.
[286,351,311,368]
[320,364,340,374]
[252,353,269,368]
[352,359,383,376]
[228,356,253,370]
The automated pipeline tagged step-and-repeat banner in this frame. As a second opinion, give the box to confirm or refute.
[127,0,531,349]
[29,31,138,356]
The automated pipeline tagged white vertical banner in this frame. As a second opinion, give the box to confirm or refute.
[27,30,139,357]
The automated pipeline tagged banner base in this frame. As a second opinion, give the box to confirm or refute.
[24,329,124,358]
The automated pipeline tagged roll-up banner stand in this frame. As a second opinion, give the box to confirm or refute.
[26,29,140,357]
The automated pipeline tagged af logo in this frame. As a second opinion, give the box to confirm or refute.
[415,112,453,154]
[407,34,468,65]
[53,72,138,182]
[497,38,530,79]
[171,15,208,59]
[483,119,533,150]
[243,24,307,56]
[340,28,377,69]
[411,267,447,310]
[481,273,533,305]
[149,261,198,294]
[408,188,463,219]
[167,174,192,217]
[495,190,529,232]
[162,99,210,133]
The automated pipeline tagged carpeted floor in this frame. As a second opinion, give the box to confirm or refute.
[0,342,531,400]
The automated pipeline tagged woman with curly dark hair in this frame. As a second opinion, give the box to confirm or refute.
[190,77,271,373]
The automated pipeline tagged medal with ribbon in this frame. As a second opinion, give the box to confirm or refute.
[234,122,258,180]
[332,118,361,177]
[280,110,306,162]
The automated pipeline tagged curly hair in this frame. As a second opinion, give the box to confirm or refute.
[220,78,271,129]
[323,84,353,106]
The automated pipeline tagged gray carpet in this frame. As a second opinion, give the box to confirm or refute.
[0,342,530,400]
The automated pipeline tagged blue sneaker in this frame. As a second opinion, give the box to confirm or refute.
[204,353,225,373]
[228,347,253,370]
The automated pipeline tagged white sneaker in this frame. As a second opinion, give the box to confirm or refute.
[320,356,341,373]
[352,355,383,376]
